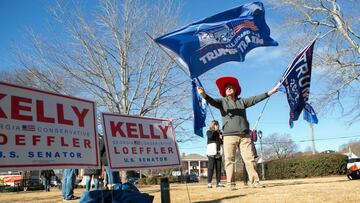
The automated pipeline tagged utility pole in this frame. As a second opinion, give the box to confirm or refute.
[309,123,316,154]
[258,130,265,180]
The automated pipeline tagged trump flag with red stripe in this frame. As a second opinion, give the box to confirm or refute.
[155,2,278,79]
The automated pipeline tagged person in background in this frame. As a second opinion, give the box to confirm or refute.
[62,168,79,201]
[198,76,279,190]
[83,167,101,191]
[206,120,224,188]
[40,169,55,192]
[100,136,121,189]
[82,137,106,191]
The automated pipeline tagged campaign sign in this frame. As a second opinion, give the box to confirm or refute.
[102,113,181,170]
[0,82,98,171]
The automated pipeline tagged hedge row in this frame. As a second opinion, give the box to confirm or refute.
[137,154,348,185]
[138,176,178,185]
[263,153,348,179]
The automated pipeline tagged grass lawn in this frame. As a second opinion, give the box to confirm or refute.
[0,176,358,203]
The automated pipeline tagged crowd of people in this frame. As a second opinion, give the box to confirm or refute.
[37,137,122,201]
[59,137,122,201]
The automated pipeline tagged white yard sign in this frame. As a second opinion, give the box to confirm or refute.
[0,82,99,171]
[102,113,181,170]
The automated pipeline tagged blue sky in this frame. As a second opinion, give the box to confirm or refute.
[177,0,360,156]
[0,0,359,157]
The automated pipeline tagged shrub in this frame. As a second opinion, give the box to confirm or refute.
[138,178,147,185]
[265,153,348,180]
[145,177,158,185]
[167,176,178,183]
[138,176,181,185]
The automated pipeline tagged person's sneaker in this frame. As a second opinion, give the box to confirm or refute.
[216,183,224,188]
[72,196,80,200]
[207,183,212,188]
[63,196,80,201]
[252,182,265,188]
[227,183,237,191]
[229,186,237,191]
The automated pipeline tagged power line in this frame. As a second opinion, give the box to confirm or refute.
[263,135,360,144]
[178,134,360,149]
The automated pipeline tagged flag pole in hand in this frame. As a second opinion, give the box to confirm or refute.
[145,32,192,81]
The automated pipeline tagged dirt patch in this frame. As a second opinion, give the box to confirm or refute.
[0,176,358,203]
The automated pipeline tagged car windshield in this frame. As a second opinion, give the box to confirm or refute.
[348,158,360,163]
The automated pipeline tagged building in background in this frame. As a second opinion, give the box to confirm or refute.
[181,153,208,177]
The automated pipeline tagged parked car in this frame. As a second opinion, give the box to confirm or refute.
[347,158,360,169]
[50,175,60,187]
[75,176,83,187]
[347,158,360,180]
[22,178,43,191]
[184,173,199,183]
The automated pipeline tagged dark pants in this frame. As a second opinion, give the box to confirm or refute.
[207,156,222,184]
[42,177,50,191]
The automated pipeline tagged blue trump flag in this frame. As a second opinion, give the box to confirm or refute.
[155,2,278,79]
[281,40,316,128]
[303,102,318,124]
[192,78,208,137]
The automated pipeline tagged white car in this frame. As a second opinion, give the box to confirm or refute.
[347,158,360,180]
[347,158,360,170]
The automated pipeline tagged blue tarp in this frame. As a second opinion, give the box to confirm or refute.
[79,190,154,203]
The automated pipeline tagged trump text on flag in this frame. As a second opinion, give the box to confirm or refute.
[102,113,181,170]
[282,40,315,127]
[155,2,278,79]
[0,82,98,171]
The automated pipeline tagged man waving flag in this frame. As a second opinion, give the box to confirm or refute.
[155,2,278,79]
[281,40,317,127]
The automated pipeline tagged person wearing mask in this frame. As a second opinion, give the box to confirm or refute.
[198,76,279,190]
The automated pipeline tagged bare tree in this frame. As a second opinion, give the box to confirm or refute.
[339,139,360,156]
[268,0,360,123]
[303,146,319,155]
[262,133,298,160]
[0,68,77,95]
[5,0,196,139]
